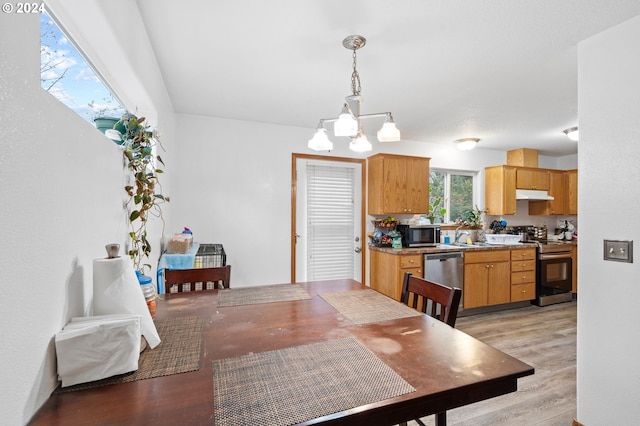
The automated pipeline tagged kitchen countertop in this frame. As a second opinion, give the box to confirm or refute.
[369,241,576,255]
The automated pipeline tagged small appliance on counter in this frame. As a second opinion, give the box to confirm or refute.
[396,224,440,247]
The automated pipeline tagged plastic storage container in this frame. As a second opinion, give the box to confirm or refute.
[137,272,157,317]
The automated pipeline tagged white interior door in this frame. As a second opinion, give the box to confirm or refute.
[295,158,362,283]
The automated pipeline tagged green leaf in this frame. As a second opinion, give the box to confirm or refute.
[129,210,140,221]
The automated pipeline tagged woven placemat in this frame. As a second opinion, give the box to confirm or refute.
[56,315,204,392]
[217,283,312,307]
[319,289,422,325]
[213,337,415,426]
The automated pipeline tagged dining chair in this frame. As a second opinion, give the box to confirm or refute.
[164,265,231,295]
[399,272,462,426]
[400,272,462,327]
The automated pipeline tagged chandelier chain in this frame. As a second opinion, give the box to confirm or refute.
[351,48,361,96]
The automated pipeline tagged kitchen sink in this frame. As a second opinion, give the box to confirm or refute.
[437,243,493,249]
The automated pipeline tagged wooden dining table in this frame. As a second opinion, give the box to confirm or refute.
[30,279,534,426]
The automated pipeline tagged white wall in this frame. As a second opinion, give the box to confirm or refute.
[577,15,640,425]
[0,13,125,425]
[172,113,577,287]
[0,3,175,423]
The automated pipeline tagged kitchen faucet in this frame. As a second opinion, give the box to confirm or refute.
[455,226,470,244]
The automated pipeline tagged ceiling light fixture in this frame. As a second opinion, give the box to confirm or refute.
[308,35,400,152]
[563,126,579,141]
[456,138,480,151]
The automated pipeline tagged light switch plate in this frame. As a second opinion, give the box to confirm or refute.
[603,240,633,263]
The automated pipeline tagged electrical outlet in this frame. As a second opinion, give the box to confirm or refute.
[603,240,633,263]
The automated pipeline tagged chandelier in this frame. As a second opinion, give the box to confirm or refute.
[308,35,401,152]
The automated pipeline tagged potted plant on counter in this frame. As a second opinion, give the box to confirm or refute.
[109,112,170,275]
[426,197,447,224]
[456,205,487,241]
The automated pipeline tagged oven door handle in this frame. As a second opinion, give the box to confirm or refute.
[539,253,572,260]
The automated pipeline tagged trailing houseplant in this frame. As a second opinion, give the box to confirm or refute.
[113,112,169,274]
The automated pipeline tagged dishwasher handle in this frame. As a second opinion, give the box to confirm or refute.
[424,252,464,261]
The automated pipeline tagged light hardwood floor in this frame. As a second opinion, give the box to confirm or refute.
[412,300,577,426]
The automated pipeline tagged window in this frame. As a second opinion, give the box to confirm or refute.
[40,10,125,124]
[429,170,477,223]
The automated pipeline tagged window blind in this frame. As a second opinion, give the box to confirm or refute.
[306,164,355,281]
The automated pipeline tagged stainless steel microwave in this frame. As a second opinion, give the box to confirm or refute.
[397,224,441,247]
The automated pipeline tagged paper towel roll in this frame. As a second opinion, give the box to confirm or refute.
[93,256,161,348]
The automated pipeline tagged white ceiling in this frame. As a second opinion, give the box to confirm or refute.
[134,0,640,156]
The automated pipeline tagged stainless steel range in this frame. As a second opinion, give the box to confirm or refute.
[533,241,573,306]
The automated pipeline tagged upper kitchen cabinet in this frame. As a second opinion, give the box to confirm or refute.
[529,170,566,215]
[565,169,578,215]
[485,165,517,215]
[515,167,550,190]
[368,153,430,215]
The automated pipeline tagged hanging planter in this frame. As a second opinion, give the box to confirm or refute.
[94,116,127,145]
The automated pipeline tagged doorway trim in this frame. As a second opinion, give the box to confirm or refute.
[291,153,366,283]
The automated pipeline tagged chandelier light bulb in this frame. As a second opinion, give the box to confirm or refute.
[334,104,358,137]
[377,116,401,142]
[308,128,333,151]
[349,132,372,152]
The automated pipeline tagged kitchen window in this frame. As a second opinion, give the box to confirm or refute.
[429,170,477,223]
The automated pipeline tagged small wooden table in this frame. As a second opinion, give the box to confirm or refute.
[30,279,533,425]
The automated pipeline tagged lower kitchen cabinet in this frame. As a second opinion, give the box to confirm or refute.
[510,248,537,302]
[370,250,422,301]
[464,250,511,309]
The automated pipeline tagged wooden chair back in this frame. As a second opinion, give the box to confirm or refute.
[165,265,231,295]
[400,272,462,327]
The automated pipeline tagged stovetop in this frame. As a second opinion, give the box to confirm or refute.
[530,240,574,253]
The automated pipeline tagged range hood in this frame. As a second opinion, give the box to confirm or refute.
[515,189,554,201]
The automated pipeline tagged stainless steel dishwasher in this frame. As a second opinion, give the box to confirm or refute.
[423,251,464,310]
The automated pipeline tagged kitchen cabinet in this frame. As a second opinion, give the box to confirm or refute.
[510,249,536,302]
[529,170,566,215]
[463,250,511,309]
[565,169,578,215]
[516,167,549,190]
[484,165,516,215]
[368,154,430,215]
[370,250,422,301]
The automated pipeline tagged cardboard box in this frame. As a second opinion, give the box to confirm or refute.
[507,148,538,167]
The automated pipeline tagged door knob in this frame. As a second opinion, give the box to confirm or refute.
[355,247,362,253]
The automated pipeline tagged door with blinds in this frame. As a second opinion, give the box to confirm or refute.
[293,156,363,283]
